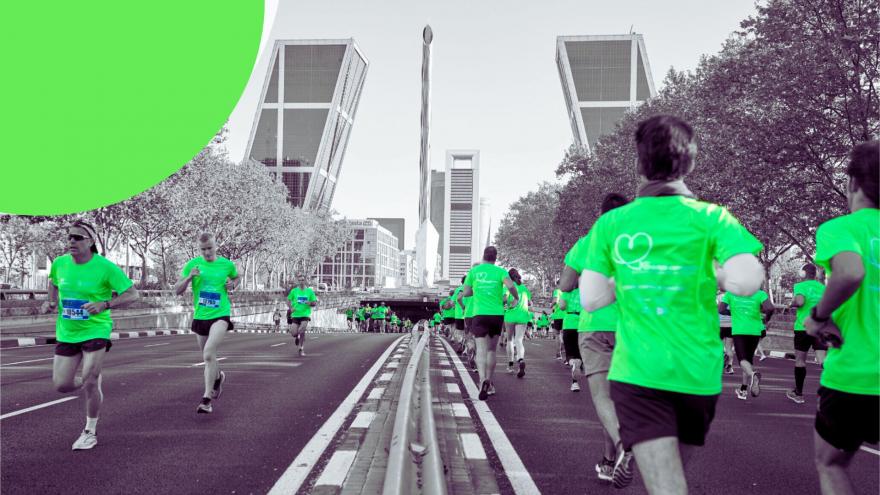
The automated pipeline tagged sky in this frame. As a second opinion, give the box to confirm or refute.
[225,0,760,250]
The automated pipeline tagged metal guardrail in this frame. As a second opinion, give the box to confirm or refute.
[382,324,447,495]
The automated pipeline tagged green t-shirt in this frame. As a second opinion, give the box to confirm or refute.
[792,280,825,331]
[372,305,387,319]
[565,232,620,333]
[345,308,354,317]
[451,286,465,319]
[356,307,366,320]
[49,254,134,343]
[287,286,317,318]
[815,208,879,395]
[182,256,238,320]
[464,263,509,316]
[432,312,442,323]
[390,314,399,324]
[441,297,455,318]
[536,314,550,328]
[562,288,581,330]
[580,196,762,395]
[722,290,768,336]
[504,283,531,323]
[551,289,565,320]
[463,294,474,318]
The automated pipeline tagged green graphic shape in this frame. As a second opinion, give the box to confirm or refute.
[0,2,264,215]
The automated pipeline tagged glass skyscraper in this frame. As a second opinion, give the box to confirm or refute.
[245,39,368,210]
[556,34,656,151]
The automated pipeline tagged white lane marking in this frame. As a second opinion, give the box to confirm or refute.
[190,357,228,367]
[313,450,357,487]
[755,413,814,419]
[439,360,450,366]
[270,342,289,347]
[145,331,156,336]
[1,397,78,420]
[367,387,385,400]
[460,433,487,459]
[378,372,393,382]
[441,369,454,377]
[1,357,54,366]
[127,332,139,338]
[16,338,36,347]
[386,362,399,368]
[446,383,461,394]
[144,343,170,348]
[350,411,376,429]
[267,335,404,495]
[860,445,880,456]
[452,403,469,418]
[441,338,540,495]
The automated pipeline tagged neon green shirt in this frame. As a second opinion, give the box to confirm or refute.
[464,263,509,316]
[562,288,582,330]
[345,308,354,318]
[432,312,442,323]
[504,283,531,323]
[815,208,879,395]
[441,297,455,318]
[390,314,400,324]
[182,256,238,320]
[451,286,465,319]
[722,290,768,336]
[580,196,762,395]
[792,280,825,331]
[372,305,387,319]
[50,254,133,343]
[551,289,565,320]
[356,307,366,321]
[536,314,550,328]
[287,286,317,318]
[565,232,620,332]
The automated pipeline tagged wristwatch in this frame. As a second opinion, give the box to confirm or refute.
[810,306,830,323]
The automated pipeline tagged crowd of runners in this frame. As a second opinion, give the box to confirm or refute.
[39,115,876,495]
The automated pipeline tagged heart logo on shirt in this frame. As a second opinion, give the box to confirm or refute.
[870,237,879,268]
[613,233,653,267]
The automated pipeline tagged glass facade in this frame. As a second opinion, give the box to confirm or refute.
[565,40,631,102]
[282,108,328,167]
[284,45,345,103]
[316,221,399,289]
[251,109,277,166]
[580,107,628,149]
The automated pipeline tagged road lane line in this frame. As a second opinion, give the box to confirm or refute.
[270,342,289,347]
[441,338,540,495]
[267,335,404,495]
[1,357,54,366]
[367,387,385,400]
[313,450,357,487]
[860,445,880,456]
[144,343,170,348]
[1,397,78,420]
[350,411,376,429]
[461,433,488,459]
[190,357,228,367]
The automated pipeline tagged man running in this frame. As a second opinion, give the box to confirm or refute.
[43,221,139,449]
[804,140,878,495]
[460,246,519,400]
[786,263,827,404]
[718,291,736,374]
[502,268,530,378]
[578,115,764,494]
[441,290,456,338]
[287,274,317,356]
[443,278,466,352]
[536,312,550,338]
[720,289,774,400]
[559,285,583,392]
[551,284,565,360]
[273,307,282,332]
[356,304,366,332]
[345,306,355,331]
[175,233,240,414]
[372,302,388,333]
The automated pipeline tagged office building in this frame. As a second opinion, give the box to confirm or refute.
[245,39,368,210]
[556,34,656,151]
[430,170,445,256]
[443,150,480,281]
[316,219,399,289]
[479,197,492,249]
[368,218,405,250]
[399,249,419,287]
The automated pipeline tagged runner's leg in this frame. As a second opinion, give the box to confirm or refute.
[813,430,857,495]
[200,320,229,398]
[631,437,687,495]
[486,334,500,383]
[53,353,84,393]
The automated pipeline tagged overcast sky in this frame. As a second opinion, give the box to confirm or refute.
[225,0,759,250]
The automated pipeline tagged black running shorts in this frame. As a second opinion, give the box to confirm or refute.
[794,331,827,352]
[611,381,719,450]
[815,386,879,452]
[464,317,473,334]
[562,329,581,361]
[192,316,233,336]
[733,334,760,364]
[443,317,455,325]
[719,326,732,339]
[454,319,465,330]
[55,338,112,356]
[288,316,310,326]
[551,318,563,331]
[471,315,503,338]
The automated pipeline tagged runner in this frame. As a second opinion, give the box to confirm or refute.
[389,312,400,333]
[175,233,240,414]
[578,115,764,494]
[502,268,531,378]
[372,302,388,333]
[441,290,456,338]
[559,285,583,392]
[560,191,632,485]
[364,303,374,332]
[804,140,878,495]
[551,284,565,360]
[42,221,139,449]
[345,306,355,331]
[458,263,481,370]
[786,263,827,404]
[273,307,282,332]
[460,246,519,400]
[287,274,317,356]
[536,312,550,338]
[443,278,466,352]
[718,291,736,374]
[356,304,367,332]
[720,289,774,400]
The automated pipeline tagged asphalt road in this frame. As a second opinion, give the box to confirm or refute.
[469,336,880,494]
[1,332,400,495]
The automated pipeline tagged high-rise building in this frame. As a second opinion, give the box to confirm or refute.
[368,218,405,250]
[556,34,656,151]
[479,197,492,249]
[430,170,445,256]
[316,219,399,289]
[245,39,368,210]
[399,249,418,287]
[443,150,480,281]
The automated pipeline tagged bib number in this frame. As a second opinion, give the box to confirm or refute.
[296,296,308,305]
[199,291,221,308]
[61,299,89,320]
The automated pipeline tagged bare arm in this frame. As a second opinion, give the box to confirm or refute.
[503,277,519,307]
[83,286,140,315]
[790,294,806,308]
[40,282,59,314]
[719,253,764,296]
[558,265,579,293]
[174,268,197,296]
[805,252,864,346]
[580,270,615,312]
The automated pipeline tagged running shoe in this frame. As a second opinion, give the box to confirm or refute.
[735,389,748,400]
[299,348,305,357]
[211,371,226,400]
[570,381,580,392]
[612,449,635,488]
[72,430,97,450]
[595,457,614,481]
[487,382,496,396]
[786,389,805,404]
[750,371,762,397]
[478,380,490,400]
[507,362,515,374]
[724,364,735,374]
[759,354,767,362]
[517,360,526,379]
[294,334,300,346]
[197,397,213,414]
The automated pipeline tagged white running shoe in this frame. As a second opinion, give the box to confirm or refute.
[72,430,97,450]
[570,381,581,392]
[735,389,748,400]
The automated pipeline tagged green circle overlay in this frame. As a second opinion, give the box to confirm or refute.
[1,2,264,215]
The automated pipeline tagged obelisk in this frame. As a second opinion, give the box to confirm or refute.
[415,25,438,287]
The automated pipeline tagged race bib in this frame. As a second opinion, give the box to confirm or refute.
[199,291,221,308]
[296,296,308,304]
[61,299,89,320]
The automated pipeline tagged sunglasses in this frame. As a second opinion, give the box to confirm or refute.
[68,234,91,241]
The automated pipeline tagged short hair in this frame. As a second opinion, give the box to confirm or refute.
[71,220,100,254]
[508,268,522,285]
[802,263,817,277]
[847,140,879,206]
[635,115,697,181]
[600,193,629,214]
[198,232,215,244]
[483,246,498,263]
